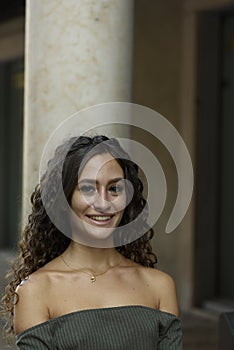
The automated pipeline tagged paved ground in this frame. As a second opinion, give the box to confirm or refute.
[0,309,219,349]
[182,309,219,350]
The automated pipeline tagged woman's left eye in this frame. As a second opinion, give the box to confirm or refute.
[109,185,123,194]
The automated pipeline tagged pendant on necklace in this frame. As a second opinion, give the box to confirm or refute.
[91,275,96,283]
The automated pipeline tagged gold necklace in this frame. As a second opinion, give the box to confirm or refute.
[60,254,122,283]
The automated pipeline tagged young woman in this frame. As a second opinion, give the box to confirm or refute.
[1,135,182,349]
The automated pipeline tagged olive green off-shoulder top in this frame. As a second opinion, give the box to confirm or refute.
[16,305,183,349]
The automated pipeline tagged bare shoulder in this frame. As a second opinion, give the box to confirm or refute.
[140,267,179,317]
[15,267,48,291]
[142,267,176,288]
[14,269,50,334]
[15,255,62,296]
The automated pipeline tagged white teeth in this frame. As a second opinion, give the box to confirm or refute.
[89,216,112,221]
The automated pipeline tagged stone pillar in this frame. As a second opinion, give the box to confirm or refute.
[23,0,133,217]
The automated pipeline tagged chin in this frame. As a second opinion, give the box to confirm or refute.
[71,222,116,246]
[85,225,115,239]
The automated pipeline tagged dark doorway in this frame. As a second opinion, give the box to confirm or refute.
[195,9,234,308]
[0,0,25,22]
[0,58,24,249]
[218,13,234,300]
[0,0,25,250]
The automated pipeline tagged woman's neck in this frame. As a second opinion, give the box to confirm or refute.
[62,241,122,271]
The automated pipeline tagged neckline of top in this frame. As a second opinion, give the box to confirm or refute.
[16,304,179,337]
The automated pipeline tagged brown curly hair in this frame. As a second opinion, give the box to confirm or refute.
[1,135,157,339]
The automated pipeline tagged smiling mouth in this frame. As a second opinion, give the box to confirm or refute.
[86,214,115,224]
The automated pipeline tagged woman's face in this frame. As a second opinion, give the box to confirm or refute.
[70,152,126,242]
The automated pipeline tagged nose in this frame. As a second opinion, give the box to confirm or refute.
[92,188,111,212]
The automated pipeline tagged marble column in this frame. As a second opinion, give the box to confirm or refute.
[23,0,133,218]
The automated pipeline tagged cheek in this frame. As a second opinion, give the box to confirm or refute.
[117,209,125,222]
[114,210,125,228]
[70,193,77,209]
[71,193,87,212]
[112,193,127,213]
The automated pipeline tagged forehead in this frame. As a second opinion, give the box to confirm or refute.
[79,153,124,180]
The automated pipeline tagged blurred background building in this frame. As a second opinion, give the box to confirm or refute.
[1,0,234,349]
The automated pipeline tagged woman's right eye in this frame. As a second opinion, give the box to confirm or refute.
[79,185,96,194]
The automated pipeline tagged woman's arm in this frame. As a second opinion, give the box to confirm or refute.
[14,275,49,335]
[157,272,179,317]
[154,271,183,349]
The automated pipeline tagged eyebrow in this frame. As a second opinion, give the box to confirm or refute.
[78,177,124,185]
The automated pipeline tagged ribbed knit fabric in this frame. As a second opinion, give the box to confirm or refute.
[16,305,183,349]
